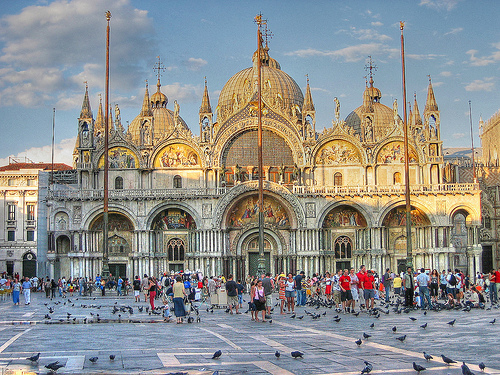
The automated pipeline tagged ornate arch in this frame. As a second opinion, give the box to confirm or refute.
[316,200,373,228]
[212,108,304,167]
[232,225,287,256]
[150,138,206,169]
[212,180,306,229]
[373,137,423,165]
[377,199,435,227]
[94,143,141,169]
[146,201,200,230]
[312,135,367,166]
[448,204,481,225]
[82,204,138,231]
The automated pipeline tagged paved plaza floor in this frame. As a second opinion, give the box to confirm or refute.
[0,292,497,374]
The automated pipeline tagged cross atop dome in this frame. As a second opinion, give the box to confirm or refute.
[364,56,378,87]
[154,56,166,91]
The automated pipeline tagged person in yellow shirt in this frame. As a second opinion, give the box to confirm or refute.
[393,274,402,296]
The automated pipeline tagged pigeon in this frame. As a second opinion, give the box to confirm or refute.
[268,319,273,324]
[479,362,485,371]
[420,323,427,329]
[291,351,303,359]
[275,350,280,359]
[297,315,304,319]
[290,314,296,319]
[441,354,457,365]
[212,350,222,359]
[361,360,373,374]
[413,362,426,373]
[109,354,115,360]
[409,317,417,321]
[45,361,65,372]
[355,338,362,346]
[333,318,341,323]
[89,356,98,363]
[461,362,475,375]
[447,319,456,326]
[396,335,406,342]
[489,318,496,324]
[26,353,40,363]
[369,323,375,328]
[423,352,433,361]
[392,326,397,333]
[363,332,371,339]
[353,311,360,317]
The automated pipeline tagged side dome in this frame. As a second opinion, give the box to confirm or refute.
[344,80,397,140]
[216,46,304,124]
[128,81,189,144]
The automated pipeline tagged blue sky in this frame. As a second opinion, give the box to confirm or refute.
[0,0,499,165]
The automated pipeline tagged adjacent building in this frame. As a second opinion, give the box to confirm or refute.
[0,160,71,278]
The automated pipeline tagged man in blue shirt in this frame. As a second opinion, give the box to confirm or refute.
[117,276,123,296]
[295,271,306,306]
[416,268,432,309]
[22,277,32,305]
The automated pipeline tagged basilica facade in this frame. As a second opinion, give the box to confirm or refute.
[40,42,482,281]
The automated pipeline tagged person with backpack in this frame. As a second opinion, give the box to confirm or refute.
[446,269,457,299]
[133,275,141,302]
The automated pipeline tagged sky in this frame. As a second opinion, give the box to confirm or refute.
[0,0,499,166]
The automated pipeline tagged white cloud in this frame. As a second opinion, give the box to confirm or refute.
[0,0,154,108]
[452,133,465,139]
[407,53,445,60]
[440,71,452,77]
[285,43,398,62]
[419,0,462,11]
[0,137,76,167]
[432,81,444,87]
[350,27,392,42]
[163,83,202,103]
[371,21,383,27]
[184,57,208,71]
[444,27,463,36]
[466,49,496,66]
[465,78,495,92]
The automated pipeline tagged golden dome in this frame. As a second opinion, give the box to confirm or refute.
[216,47,303,124]
[128,82,189,144]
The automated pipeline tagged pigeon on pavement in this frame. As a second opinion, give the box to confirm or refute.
[212,350,222,359]
[461,362,475,375]
[89,356,98,363]
[275,350,280,359]
[478,362,486,371]
[441,354,457,365]
[291,351,304,359]
[423,352,433,361]
[109,354,115,360]
[45,361,65,372]
[361,361,373,374]
[363,333,371,339]
[447,319,456,326]
[420,323,427,329]
[26,353,40,363]
[396,335,406,342]
[355,339,362,346]
[413,362,426,373]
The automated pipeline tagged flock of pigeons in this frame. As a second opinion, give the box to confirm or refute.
[26,352,116,373]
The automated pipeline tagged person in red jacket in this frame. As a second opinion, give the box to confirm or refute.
[363,270,376,310]
[339,269,353,313]
[356,265,367,309]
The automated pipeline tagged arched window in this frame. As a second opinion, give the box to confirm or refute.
[334,236,352,259]
[173,175,182,189]
[393,172,402,184]
[167,238,185,262]
[115,176,123,190]
[334,172,343,186]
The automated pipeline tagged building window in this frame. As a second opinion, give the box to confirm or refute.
[167,238,185,261]
[334,172,342,186]
[27,204,35,221]
[393,172,402,184]
[8,204,15,221]
[8,179,15,186]
[7,231,15,242]
[334,236,352,259]
[6,261,13,276]
[115,176,123,190]
[27,179,36,187]
[27,230,35,242]
[484,217,491,229]
[173,175,182,189]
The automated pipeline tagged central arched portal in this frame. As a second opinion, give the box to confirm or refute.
[245,236,273,277]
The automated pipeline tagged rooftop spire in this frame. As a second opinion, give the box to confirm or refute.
[425,75,438,112]
[303,75,315,111]
[80,81,93,118]
[413,92,422,125]
[199,77,212,114]
[364,56,377,88]
[140,80,153,116]
[154,56,166,93]
[95,94,104,133]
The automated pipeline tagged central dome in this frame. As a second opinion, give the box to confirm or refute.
[216,46,304,124]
